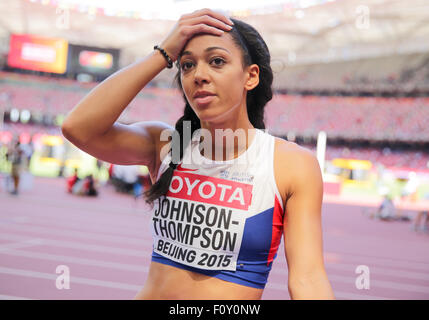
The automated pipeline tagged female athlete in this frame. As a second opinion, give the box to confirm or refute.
[61,8,335,300]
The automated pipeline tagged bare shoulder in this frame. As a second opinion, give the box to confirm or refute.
[274,137,319,168]
[273,137,322,207]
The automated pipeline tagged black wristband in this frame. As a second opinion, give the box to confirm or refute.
[154,45,173,69]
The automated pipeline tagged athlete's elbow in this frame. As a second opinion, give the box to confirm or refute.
[288,274,335,300]
[61,121,88,146]
[61,121,74,141]
[62,121,77,142]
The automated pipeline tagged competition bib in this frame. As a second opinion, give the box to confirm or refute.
[151,171,253,271]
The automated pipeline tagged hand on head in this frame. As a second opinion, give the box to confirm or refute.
[160,9,234,61]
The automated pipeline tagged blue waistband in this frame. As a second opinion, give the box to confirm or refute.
[151,251,273,289]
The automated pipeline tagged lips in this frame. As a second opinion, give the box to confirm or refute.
[193,91,216,106]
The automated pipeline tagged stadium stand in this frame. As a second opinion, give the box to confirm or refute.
[2,71,429,143]
[279,52,429,94]
[1,71,428,170]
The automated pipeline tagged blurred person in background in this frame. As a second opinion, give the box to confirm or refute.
[411,190,429,233]
[71,173,98,197]
[367,185,411,222]
[110,164,140,194]
[398,172,419,219]
[67,168,80,193]
[400,172,419,202]
[20,138,34,169]
[5,139,24,195]
[19,139,35,191]
[411,210,429,233]
[61,9,334,300]
[84,174,98,197]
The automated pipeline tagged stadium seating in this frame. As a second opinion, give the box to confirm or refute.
[2,71,429,142]
[1,71,428,169]
[277,52,429,93]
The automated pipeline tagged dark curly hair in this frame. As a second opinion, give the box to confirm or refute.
[143,18,273,206]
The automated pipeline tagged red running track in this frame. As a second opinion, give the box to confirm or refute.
[0,177,428,300]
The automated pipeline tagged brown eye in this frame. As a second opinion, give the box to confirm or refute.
[181,61,194,71]
[211,57,225,67]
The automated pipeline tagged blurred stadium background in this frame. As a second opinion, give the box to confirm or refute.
[0,0,429,300]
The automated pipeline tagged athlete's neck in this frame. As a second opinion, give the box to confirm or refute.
[198,120,256,162]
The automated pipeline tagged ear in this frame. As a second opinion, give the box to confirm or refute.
[244,64,260,91]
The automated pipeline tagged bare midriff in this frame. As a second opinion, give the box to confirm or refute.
[133,262,263,300]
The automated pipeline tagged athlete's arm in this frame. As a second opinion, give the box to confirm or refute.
[61,51,172,170]
[280,145,335,299]
[61,9,233,174]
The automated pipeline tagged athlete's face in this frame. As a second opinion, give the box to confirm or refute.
[179,33,258,124]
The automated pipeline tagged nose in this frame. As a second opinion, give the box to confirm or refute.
[193,62,210,85]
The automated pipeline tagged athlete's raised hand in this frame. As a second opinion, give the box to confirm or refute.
[160,8,234,62]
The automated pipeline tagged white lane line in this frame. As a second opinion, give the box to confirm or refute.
[277,239,429,272]
[270,261,429,282]
[325,257,429,274]
[0,233,148,257]
[0,217,152,241]
[0,223,146,246]
[0,249,149,273]
[1,208,150,232]
[327,274,429,295]
[325,263,429,281]
[0,239,44,252]
[0,294,35,300]
[267,272,429,295]
[265,282,393,300]
[274,252,429,273]
[367,278,429,295]
[2,192,148,218]
[0,266,141,292]
[332,291,393,300]
[323,250,429,270]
